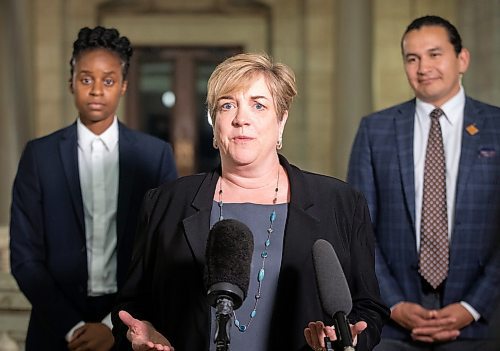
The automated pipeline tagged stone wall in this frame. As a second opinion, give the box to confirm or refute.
[0,227,30,351]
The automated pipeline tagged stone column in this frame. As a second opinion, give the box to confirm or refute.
[458,0,500,106]
[333,0,373,180]
[0,0,34,226]
[458,0,500,336]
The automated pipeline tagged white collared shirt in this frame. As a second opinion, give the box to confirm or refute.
[414,87,464,250]
[413,87,479,320]
[77,117,119,296]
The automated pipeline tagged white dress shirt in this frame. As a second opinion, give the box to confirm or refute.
[66,117,119,340]
[414,87,464,249]
[413,86,479,320]
[78,117,119,296]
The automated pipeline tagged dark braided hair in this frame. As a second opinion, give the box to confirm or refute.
[69,26,133,82]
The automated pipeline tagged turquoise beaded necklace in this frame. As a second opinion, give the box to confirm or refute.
[217,170,280,332]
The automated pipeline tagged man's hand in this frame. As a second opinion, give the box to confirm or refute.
[118,310,174,351]
[411,303,473,343]
[392,302,474,343]
[391,301,438,330]
[67,323,114,351]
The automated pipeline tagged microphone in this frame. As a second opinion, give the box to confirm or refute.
[205,219,254,351]
[312,239,355,351]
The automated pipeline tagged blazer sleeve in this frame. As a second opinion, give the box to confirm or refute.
[347,118,406,307]
[9,142,83,339]
[347,191,390,350]
[466,246,500,320]
[112,188,162,349]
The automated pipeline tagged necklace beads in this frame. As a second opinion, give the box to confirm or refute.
[217,170,280,332]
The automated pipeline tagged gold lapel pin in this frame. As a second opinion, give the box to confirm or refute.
[466,124,479,135]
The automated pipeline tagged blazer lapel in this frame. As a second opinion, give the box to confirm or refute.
[116,123,138,241]
[59,123,85,234]
[183,170,220,270]
[181,158,324,274]
[279,155,322,268]
[394,101,417,231]
[455,98,484,209]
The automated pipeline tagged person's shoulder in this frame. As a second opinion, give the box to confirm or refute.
[119,123,171,147]
[154,172,209,198]
[467,96,500,115]
[296,168,367,211]
[289,163,359,199]
[362,99,415,122]
[25,124,76,149]
[304,170,355,193]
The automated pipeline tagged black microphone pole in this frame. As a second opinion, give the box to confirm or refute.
[323,312,355,351]
[331,311,355,351]
[209,282,244,351]
[214,296,234,351]
[325,336,334,351]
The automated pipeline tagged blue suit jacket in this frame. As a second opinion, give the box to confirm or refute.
[10,122,177,350]
[347,97,500,340]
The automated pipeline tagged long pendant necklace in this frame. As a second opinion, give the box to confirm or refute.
[217,169,280,332]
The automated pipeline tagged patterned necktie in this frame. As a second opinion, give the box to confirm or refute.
[419,108,449,289]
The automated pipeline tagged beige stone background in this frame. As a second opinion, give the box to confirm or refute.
[0,0,499,349]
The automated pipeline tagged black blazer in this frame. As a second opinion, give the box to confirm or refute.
[10,122,177,350]
[113,155,389,351]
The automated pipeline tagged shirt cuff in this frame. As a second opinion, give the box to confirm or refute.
[66,321,85,342]
[460,301,480,321]
[390,301,404,311]
[101,313,113,329]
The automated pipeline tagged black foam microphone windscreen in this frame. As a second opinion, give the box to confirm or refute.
[312,239,352,315]
[205,219,254,309]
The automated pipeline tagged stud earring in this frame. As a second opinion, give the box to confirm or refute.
[213,137,219,149]
[276,137,283,150]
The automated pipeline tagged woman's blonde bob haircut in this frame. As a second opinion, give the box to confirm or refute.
[206,53,297,125]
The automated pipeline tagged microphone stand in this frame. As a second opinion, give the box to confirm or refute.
[214,296,234,351]
[331,311,355,351]
[327,338,355,351]
[208,282,244,351]
[325,337,355,351]
[325,336,334,351]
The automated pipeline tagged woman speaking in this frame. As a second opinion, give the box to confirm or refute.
[112,53,389,351]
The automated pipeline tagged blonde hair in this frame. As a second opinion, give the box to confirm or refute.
[206,53,297,125]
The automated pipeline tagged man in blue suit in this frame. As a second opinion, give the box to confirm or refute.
[9,26,177,350]
[348,16,500,351]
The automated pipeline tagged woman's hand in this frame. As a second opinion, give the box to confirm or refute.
[304,320,367,350]
[118,310,174,351]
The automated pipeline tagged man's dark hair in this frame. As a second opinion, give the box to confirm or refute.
[401,15,463,56]
[69,26,133,81]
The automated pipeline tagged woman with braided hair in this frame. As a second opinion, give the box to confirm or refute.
[9,26,177,351]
